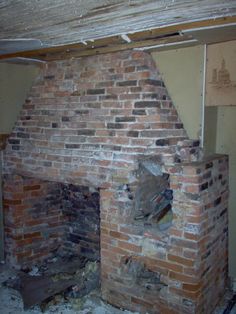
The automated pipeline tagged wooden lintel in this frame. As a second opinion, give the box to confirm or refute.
[0,16,236,61]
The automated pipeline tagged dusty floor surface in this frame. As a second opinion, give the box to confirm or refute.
[0,263,138,314]
[0,263,235,314]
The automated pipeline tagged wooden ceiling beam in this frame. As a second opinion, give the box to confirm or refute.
[128,15,236,41]
[0,16,236,61]
[42,35,195,61]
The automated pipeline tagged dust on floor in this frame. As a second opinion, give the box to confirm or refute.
[0,263,138,314]
[0,263,235,314]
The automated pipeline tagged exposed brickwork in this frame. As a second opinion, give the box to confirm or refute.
[3,175,63,266]
[2,50,229,313]
[3,176,100,266]
[100,155,228,314]
[62,184,100,261]
[4,50,201,188]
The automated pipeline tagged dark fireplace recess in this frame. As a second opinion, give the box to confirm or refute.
[3,175,100,266]
[62,184,100,261]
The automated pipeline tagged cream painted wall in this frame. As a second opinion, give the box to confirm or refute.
[152,46,204,140]
[204,106,218,155]
[204,40,236,280]
[215,107,236,279]
[153,44,236,280]
[0,63,39,133]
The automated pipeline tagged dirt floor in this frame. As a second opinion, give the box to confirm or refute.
[0,263,235,314]
[0,263,138,314]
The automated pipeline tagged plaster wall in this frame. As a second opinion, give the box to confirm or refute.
[152,46,204,140]
[215,106,236,279]
[204,40,236,279]
[0,63,39,133]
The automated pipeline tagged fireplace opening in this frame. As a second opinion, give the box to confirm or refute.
[3,175,100,308]
[62,184,100,262]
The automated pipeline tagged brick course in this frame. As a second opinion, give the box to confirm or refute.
[4,50,201,187]
[3,176,100,265]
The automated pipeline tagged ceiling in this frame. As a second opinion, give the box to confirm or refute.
[0,0,236,61]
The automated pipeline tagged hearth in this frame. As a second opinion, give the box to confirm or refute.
[3,50,229,313]
[3,176,100,265]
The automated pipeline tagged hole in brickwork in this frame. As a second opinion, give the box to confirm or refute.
[4,176,100,266]
[121,255,167,292]
[134,158,173,232]
[3,176,101,308]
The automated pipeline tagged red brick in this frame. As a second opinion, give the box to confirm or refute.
[4,199,22,205]
[183,185,200,194]
[147,258,183,273]
[170,287,201,300]
[23,185,41,191]
[131,296,153,309]
[168,254,194,267]
[118,241,142,253]
[24,232,41,239]
[169,271,199,284]
[109,231,130,241]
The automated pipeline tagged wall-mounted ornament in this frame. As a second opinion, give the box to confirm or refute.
[206,40,236,106]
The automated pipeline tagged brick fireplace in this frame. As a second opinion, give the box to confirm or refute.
[3,50,229,313]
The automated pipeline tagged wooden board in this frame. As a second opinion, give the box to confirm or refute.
[15,257,87,309]
[19,273,78,309]
[0,0,236,51]
[1,16,236,61]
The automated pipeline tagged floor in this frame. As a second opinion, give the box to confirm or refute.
[0,263,235,314]
[0,263,137,314]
